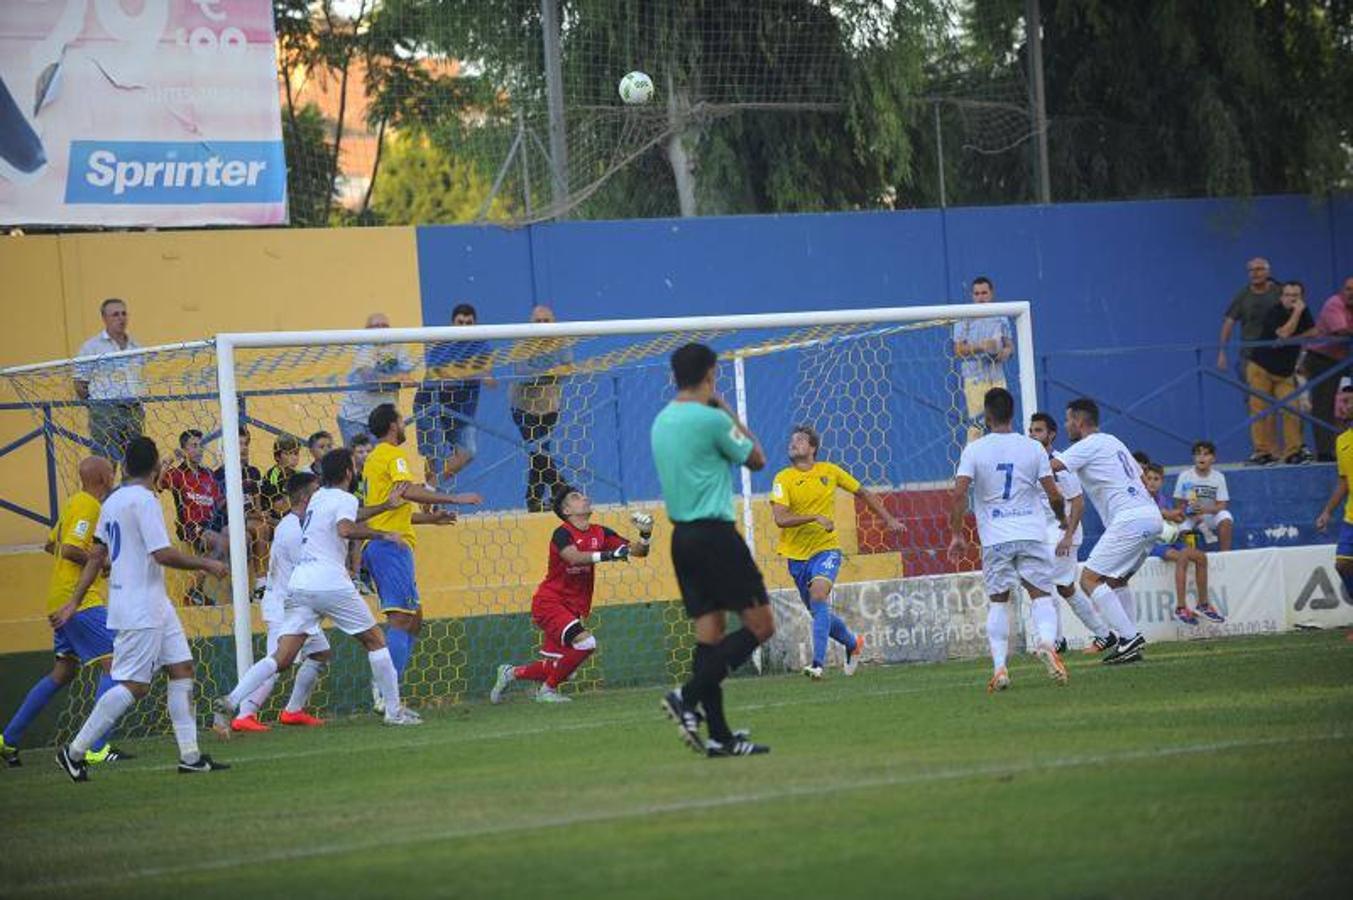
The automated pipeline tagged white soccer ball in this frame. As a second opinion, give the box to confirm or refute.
[1158,520,1181,545]
[618,71,654,105]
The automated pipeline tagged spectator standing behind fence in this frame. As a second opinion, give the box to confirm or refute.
[159,429,226,606]
[1303,276,1353,461]
[952,277,1012,444]
[337,313,417,446]
[260,434,302,522]
[212,425,269,599]
[73,298,144,463]
[306,431,333,476]
[1217,258,1283,464]
[509,305,571,512]
[1246,280,1317,465]
[414,303,496,492]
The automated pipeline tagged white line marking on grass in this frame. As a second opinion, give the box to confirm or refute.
[8,730,1344,894]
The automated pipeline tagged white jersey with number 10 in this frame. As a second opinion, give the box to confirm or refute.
[1056,432,1157,526]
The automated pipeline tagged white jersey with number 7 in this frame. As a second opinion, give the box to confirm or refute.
[956,432,1051,546]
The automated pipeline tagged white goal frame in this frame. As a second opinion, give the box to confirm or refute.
[210,302,1035,678]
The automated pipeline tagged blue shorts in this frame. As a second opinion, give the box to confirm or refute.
[787,550,843,607]
[362,539,420,614]
[1150,541,1187,559]
[1337,521,1353,560]
[53,606,114,663]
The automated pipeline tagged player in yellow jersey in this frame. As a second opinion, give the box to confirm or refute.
[770,426,904,679]
[1,457,130,767]
[1315,380,1353,613]
[362,403,479,711]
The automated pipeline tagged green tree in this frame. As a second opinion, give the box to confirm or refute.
[371,134,516,224]
[282,103,336,227]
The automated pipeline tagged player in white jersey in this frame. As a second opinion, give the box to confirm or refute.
[1028,412,1116,654]
[229,472,333,732]
[1051,398,1163,664]
[949,388,1069,692]
[213,447,420,732]
[54,437,231,781]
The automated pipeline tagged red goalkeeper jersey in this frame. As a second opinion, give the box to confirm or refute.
[533,521,628,617]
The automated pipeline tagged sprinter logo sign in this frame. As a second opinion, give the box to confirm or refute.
[65,142,285,205]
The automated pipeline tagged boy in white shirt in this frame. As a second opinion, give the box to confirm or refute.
[213,448,421,732]
[1173,440,1234,550]
[54,437,231,781]
[949,388,1069,692]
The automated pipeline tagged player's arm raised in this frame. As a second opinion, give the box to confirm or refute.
[390,481,483,508]
[336,517,403,544]
[709,394,765,471]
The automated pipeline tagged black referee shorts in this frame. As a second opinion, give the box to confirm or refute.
[670,519,769,619]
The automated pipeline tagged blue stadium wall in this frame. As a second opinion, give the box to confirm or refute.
[415,193,1352,509]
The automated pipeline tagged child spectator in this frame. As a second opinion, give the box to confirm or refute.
[260,434,302,522]
[1144,464,1221,625]
[1173,440,1234,551]
[211,424,268,599]
[306,430,334,476]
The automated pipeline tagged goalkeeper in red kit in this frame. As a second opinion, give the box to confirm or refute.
[490,486,652,703]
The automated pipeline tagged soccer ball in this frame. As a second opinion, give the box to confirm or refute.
[618,71,654,105]
[1158,520,1181,545]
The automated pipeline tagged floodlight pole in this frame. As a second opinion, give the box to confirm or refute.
[541,0,570,217]
[1025,0,1051,204]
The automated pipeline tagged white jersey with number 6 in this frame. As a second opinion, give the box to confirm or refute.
[96,483,175,630]
[289,487,358,593]
[956,432,1052,546]
[1056,432,1158,525]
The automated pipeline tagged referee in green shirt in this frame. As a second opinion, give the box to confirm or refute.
[651,343,773,757]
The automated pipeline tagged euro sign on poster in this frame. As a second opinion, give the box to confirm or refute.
[0,0,287,226]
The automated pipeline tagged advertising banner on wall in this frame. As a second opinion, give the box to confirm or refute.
[760,546,1344,674]
[0,0,285,226]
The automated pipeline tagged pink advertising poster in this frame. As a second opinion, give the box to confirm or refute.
[0,0,287,226]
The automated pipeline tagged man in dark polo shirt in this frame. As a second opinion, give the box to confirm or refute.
[1248,281,1317,464]
[1217,257,1283,464]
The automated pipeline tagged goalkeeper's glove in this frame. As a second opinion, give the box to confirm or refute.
[630,510,654,541]
[597,544,630,563]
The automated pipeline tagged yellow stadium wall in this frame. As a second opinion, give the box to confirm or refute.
[0,226,422,548]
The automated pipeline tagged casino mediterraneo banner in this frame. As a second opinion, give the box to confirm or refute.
[0,0,286,226]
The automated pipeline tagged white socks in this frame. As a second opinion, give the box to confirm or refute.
[239,674,277,718]
[368,648,401,718]
[1115,586,1137,630]
[167,678,200,764]
[70,683,135,755]
[228,656,280,711]
[1030,596,1059,650]
[1066,587,1111,639]
[285,659,326,713]
[986,602,1010,671]
[1091,583,1139,640]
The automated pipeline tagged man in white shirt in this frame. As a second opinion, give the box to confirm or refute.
[229,472,333,733]
[949,387,1069,692]
[212,447,421,731]
[952,277,1013,443]
[1027,412,1115,653]
[53,437,230,781]
[336,313,417,446]
[1173,440,1234,550]
[72,298,144,463]
[1051,398,1165,665]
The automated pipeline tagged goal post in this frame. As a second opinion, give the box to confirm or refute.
[214,302,1037,675]
[0,301,1034,741]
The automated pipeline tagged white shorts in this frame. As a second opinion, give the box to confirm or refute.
[1085,513,1164,579]
[1048,541,1081,587]
[1186,510,1233,533]
[981,540,1055,596]
[264,615,331,658]
[110,619,192,683]
[283,588,376,636]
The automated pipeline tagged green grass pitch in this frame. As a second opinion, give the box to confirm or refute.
[2,631,1349,899]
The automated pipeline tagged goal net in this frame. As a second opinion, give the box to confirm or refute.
[0,304,1032,743]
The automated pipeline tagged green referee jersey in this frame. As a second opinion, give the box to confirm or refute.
[650,400,754,522]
